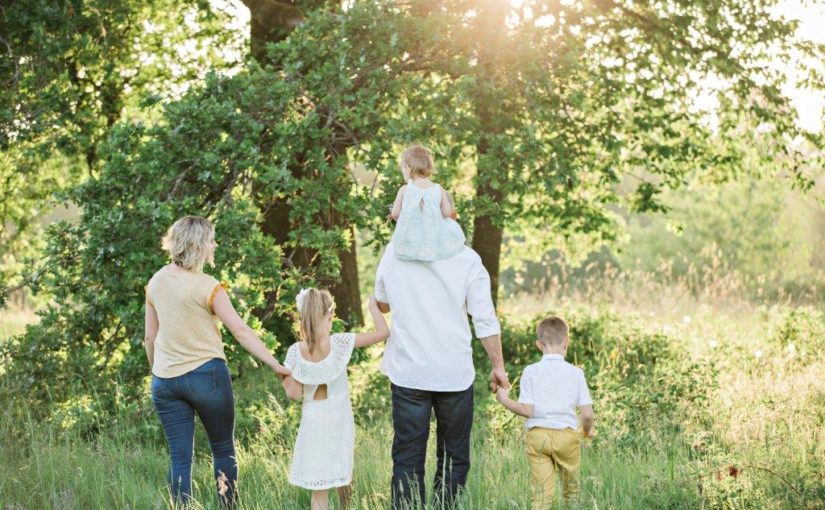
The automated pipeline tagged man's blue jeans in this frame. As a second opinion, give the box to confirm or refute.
[151,358,237,507]
[390,383,474,509]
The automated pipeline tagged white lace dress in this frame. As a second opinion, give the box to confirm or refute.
[283,333,356,490]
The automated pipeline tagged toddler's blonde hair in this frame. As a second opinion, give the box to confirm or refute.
[401,144,435,179]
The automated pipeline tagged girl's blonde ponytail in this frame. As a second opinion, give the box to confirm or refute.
[298,288,335,354]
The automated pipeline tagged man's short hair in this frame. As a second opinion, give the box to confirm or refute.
[537,316,569,346]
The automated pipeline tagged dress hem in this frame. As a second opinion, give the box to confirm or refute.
[289,477,352,490]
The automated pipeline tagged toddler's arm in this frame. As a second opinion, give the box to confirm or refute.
[495,387,534,418]
[355,295,391,348]
[441,189,457,219]
[390,186,406,221]
[579,404,594,437]
[282,376,303,401]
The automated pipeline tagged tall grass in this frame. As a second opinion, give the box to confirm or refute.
[2,407,708,509]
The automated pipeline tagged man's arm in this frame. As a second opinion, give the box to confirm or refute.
[480,334,509,391]
[466,260,508,390]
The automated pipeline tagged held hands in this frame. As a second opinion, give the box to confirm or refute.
[490,366,510,393]
[495,387,510,404]
[272,361,291,380]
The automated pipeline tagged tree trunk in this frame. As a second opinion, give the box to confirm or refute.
[322,226,361,325]
[471,182,504,305]
[470,0,508,305]
[243,0,363,325]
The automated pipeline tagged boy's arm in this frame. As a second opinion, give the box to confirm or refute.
[579,404,594,436]
[577,369,594,436]
[496,388,534,418]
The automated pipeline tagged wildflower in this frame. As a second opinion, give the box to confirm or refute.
[754,350,763,359]
[709,340,718,349]
[682,315,692,325]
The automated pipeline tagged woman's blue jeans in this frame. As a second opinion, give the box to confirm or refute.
[151,358,237,507]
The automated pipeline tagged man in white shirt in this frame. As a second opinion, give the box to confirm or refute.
[374,242,508,508]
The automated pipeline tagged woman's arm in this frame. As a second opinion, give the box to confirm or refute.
[212,287,291,378]
[390,186,406,221]
[282,376,303,401]
[495,388,535,418]
[355,295,390,348]
[144,299,159,369]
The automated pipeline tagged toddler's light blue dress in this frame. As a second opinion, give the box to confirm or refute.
[393,183,466,261]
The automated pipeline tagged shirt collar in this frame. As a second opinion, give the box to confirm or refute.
[542,353,564,361]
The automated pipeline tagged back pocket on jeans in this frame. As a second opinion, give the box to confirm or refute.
[187,368,216,396]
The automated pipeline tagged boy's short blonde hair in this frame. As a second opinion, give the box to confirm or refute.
[401,144,435,179]
[537,316,569,346]
[161,216,214,271]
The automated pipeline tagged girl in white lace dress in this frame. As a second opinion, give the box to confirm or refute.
[389,144,466,261]
[282,288,390,510]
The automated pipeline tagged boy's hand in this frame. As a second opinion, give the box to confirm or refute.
[495,387,510,402]
[490,366,510,393]
[580,427,597,439]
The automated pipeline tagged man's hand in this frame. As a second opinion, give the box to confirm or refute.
[490,366,510,393]
[376,300,390,314]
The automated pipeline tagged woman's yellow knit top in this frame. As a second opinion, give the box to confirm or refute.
[146,266,227,378]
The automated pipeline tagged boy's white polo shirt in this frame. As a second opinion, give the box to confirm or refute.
[518,354,593,431]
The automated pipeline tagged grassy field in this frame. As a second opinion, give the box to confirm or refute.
[1,294,824,509]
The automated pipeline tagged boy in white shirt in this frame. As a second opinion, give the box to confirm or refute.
[495,316,594,508]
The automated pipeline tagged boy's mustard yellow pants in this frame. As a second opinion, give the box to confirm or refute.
[525,427,581,509]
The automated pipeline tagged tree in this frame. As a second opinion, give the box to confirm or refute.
[0,0,241,304]
[240,0,367,324]
[383,0,823,302]
[0,2,415,423]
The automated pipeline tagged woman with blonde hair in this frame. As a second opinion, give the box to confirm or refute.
[144,216,290,508]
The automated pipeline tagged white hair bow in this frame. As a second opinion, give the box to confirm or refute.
[296,288,311,313]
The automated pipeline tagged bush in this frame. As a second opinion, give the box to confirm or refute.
[488,308,718,445]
